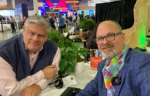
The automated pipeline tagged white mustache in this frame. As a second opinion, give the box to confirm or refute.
[101,44,114,50]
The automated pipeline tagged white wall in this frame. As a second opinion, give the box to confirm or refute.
[79,0,95,10]
[28,11,35,16]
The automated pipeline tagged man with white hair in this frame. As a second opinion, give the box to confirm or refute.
[0,15,60,96]
[76,20,150,96]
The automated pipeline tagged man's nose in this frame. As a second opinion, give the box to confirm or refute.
[33,35,38,41]
[103,37,109,44]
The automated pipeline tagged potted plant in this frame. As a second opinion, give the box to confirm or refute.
[79,18,95,31]
[146,41,150,52]
[48,29,90,76]
[19,21,23,32]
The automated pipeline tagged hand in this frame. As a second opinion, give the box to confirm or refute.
[82,39,85,42]
[71,32,74,35]
[20,84,41,96]
[42,65,57,80]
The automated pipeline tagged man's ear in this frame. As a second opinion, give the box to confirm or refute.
[46,33,49,40]
[46,33,49,38]
[23,26,25,32]
[122,32,125,41]
[23,26,26,36]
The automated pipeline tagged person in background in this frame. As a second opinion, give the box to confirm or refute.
[49,14,56,29]
[58,14,64,33]
[69,15,72,25]
[43,13,48,20]
[86,15,90,19]
[90,49,96,57]
[71,22,79,35]
[84,23,100,61]
[92,15,95,20]
[54,16,58,29]
[6,16,10,21]
[86,22,101,49]
[0,15,2,21]
[90,16,94,20]
[81,28,92,48]
[61,14,66,28]
[0,15,61,96]
[85,16,87,19]
[65,15,68,28]
[22,16,26,25]
[76,20,150,96]
[2,15,6,20]
[73,13,76,23]
[77,14,80,26]
[48,8,55,16]
[80,11,84,21]
[10,16,16,33]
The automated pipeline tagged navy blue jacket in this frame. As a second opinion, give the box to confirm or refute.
[58,17,64,26]
[0,34,58,81]
[74,26,79,34]
[76,48,150,96]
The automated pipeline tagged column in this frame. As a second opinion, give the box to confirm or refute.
[33,0,39,15]
[11,0,15,17]
[11,0,15,9]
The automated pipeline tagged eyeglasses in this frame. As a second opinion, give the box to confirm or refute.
[94,32,122,45]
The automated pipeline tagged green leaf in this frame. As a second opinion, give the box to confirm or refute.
[67,64,76,73]
[59,59,69,73]
[61,52,66,57]
[80,48,89,52]
[79,18,95,30]
[74,43,81,51]
[60,48,65,52]
[70,58,77,65]
[65,47,73,52]
[87,51,93,54]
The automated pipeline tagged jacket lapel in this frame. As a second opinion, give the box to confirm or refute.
[114,49,132,96]
[99,59,107,95]
[114,70,126,96]
[102,82,107,95]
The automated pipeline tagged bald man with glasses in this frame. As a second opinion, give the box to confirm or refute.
[76,20,150,96]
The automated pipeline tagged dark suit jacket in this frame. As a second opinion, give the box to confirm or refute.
[76,48,150,96]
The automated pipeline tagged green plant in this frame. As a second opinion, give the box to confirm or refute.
[79,18,95,31]
[147,42,150,47]
[48,29,90,76]
[19,21,23,30]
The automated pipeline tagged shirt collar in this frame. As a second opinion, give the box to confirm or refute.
[25,46,43,54]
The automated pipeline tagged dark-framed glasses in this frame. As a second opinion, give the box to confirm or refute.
[94,32,122,45]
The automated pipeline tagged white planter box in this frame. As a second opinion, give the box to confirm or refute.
[20,29,23,33]
[75,61,84,75]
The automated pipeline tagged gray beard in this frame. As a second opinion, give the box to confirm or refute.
[101,49,117,59]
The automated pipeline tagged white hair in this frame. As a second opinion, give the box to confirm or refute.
[24,15,51,34]
[101,49,117,59]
